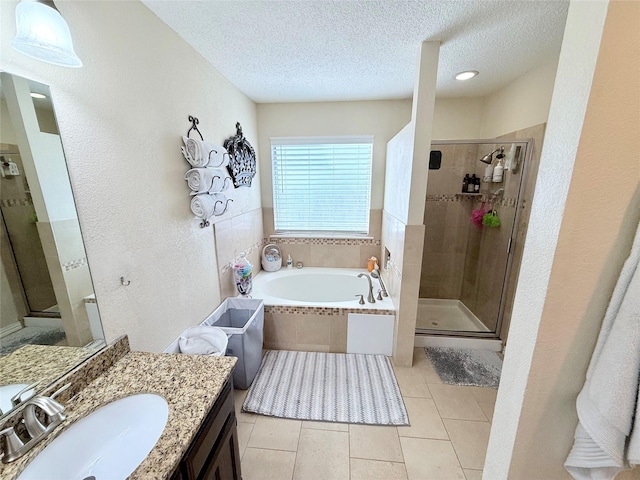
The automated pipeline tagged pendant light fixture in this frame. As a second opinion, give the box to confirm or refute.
[12,0,82,68]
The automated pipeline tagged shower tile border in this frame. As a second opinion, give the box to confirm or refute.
[0,198,33,207]
[426,194,517,208]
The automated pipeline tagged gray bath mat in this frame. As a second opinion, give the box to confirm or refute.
[425,347,502,387]
[243,350,409,425]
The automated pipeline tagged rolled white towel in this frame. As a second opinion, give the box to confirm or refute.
[190,194,217,219]
[178,326,228,356]
[182,136,219,168]
[185,167,217,194]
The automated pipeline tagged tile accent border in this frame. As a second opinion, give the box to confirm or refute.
[265,305,395,316]
[63,257,88,271]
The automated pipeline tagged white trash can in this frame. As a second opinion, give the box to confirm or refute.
[203,298,264,389]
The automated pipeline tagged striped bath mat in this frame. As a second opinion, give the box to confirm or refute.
[243,350,408,425]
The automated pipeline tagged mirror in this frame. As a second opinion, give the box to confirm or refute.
[0,72,105,418]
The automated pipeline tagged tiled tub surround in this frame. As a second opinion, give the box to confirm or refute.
[262,208,384,270]
[0,335,237,480]
[254,268,395,353]
[264,305,395,353]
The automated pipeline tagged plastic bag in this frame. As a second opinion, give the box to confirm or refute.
[233,252,253,295]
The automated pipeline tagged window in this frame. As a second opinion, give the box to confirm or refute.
[271,136,373,235]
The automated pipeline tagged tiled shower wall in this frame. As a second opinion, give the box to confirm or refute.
[420,144,479,298]
[0,145,56,318]
[420,124,546,339]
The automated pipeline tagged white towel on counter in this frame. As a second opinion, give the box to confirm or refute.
[565,219,640,480]
[190,193,217,219]
[181,136,220,168]
[178,326,228,356]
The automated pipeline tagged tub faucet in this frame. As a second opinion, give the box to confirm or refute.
[357,273,376,303]
[370,270,388,297]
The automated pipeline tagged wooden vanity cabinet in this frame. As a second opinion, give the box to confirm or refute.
[171,380,241,480]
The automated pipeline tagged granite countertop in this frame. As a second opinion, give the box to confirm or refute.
[1,351,237,480]
[0,344,98,388]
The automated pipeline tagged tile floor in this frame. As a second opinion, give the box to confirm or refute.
[235,347,496,480]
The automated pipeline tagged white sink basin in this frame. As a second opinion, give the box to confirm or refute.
[18,394,169,480]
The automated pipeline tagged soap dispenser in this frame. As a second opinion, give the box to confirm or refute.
[286,254,293,268]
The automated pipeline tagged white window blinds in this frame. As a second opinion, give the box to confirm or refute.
[271,136,373,234]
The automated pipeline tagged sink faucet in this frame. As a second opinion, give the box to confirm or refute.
[0,383,70,463]
[357,273,376,303]
[23,395,66,438]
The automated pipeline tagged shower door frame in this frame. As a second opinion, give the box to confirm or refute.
[416,137,534,339]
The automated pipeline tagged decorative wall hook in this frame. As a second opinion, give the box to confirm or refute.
[120,276,131,286]
[199,219,210,228]
[187,115,203,140]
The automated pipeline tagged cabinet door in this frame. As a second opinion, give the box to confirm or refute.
[200,414,241,480]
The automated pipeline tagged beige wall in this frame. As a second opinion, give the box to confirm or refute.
[486,0,640,477]
[256,99,411,212]
[256,99,411,276]
[432,97,484,140]
[480,58,559,139]
[507,1,640,477]
[0,0,259,352]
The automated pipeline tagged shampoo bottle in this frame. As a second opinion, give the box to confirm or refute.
[462,174,470,193]
[483,164,494,182]
[467,175,476,193]
[286,254,293,268]
[492,160,504,183]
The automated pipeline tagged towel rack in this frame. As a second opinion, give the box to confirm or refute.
[187,115,203,140]
[214,198,233,216]
[182,116,235,228]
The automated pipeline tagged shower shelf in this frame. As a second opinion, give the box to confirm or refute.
[456,193,482,196]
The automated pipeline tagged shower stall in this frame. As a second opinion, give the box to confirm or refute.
[417,139,535,341]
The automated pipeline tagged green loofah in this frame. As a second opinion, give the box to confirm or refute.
[482,210,501,228]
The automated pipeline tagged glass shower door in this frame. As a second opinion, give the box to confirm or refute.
[417,140,530,338]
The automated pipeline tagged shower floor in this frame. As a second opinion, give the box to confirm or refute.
[416,298,490,332]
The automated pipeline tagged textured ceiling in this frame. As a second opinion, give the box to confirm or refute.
[143,0,569,103]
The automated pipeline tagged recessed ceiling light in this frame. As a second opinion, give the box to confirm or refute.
[455,70,479,81]
[30,92,46,99]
